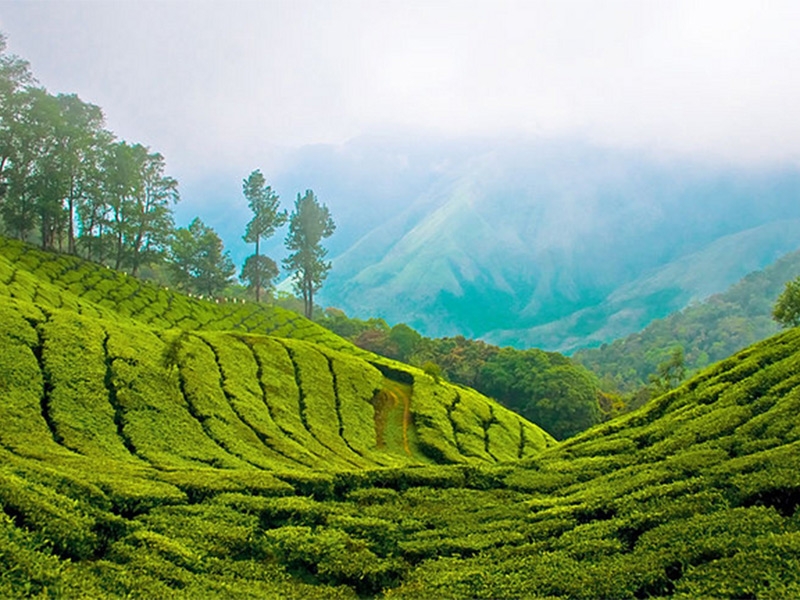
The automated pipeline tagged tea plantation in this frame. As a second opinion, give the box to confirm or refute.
[2,237,800,598]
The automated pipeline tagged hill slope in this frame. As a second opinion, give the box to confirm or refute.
[3,238,800,597]
[575,245,800,391]
[0,237,552,474]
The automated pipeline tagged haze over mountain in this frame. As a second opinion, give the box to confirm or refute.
[262,135,800,351]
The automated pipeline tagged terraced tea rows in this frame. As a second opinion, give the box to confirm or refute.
[3,236,800,598]
[0,237,553,475]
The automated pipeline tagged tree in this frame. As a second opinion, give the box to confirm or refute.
[103,140,142,269]
[242,169,286,302]
[389,323,422,362]
[51,93,106,254]
[0,32,34,196]
[283,190,335,318]
[240,254,279,299]
[772,276,800,329]
[479,348,601,440]
[648,346,686,396]
[169,217,234,296]
[127,149,178,275]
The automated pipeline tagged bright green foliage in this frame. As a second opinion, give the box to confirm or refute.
[6,236,800,597]
[0,300,70,457]
[40,310,136,460]
[278,338,370,469]
[105,325,244,470]
[0,237,540,470]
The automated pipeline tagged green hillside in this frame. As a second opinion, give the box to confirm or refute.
[575,247,800,392]
[0,236,552,472]
[3,237,800,598]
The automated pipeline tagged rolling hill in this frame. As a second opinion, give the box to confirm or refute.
[0,236,552,473]
[2,237,800,598]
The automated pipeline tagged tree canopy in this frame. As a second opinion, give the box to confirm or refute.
[242,169,286,301]
[773,276,800,328]
[169,217,235,296]
[283,190,335,318]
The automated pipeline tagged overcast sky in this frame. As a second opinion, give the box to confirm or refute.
[3,0,800,182]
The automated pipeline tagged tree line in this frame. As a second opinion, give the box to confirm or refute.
[0,33,334,316]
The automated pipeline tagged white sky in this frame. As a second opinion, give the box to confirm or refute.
[2,0,800,178]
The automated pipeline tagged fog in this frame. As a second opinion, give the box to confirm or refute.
[3,0,800,182]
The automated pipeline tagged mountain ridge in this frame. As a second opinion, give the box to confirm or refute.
[301,137,800,349]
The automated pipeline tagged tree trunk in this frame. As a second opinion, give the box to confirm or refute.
[67,176,76,255]
[255,237,261,303]
[305,271,313,319]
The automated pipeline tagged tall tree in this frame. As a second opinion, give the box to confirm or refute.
[102,140,141,269]
[0,32,34,195]
[75,128,114,262]
[53,93,106,255]
[283,189,335,318]
[26,88,68,250]
[127,149,178,275]
[242,169,286,301]
[169,217,234,296]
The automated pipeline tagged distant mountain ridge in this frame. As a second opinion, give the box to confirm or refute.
[489,219,800,352]
[303,136,800,350]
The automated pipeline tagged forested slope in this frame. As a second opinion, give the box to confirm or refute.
[2,237,800,598]
[575,247,800,392]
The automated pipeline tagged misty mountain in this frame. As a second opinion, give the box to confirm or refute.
[275,135,800,351]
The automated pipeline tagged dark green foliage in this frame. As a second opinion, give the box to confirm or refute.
[320,310,603,439]
[283,189,335,318]
[480,347,601,439]
[773,275,800,328]
[168,218,235,296]
[242,169,286,303]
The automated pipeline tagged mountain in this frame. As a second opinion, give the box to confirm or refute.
[281,135,800,350]
[575,245,800,392]
[492,219,800,352]
[4,237,800,597]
